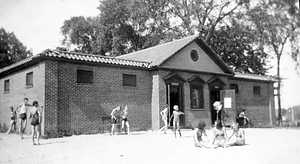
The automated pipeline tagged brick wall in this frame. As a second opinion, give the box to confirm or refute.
[50,61,153,135]
[228,78,276,126]
[0,62,45,135]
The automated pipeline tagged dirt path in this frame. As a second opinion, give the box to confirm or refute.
[1,128,300,164]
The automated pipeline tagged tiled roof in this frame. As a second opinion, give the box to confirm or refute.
[117,35,200,67]
[42,50,151,68]
[234,72,277,82]
[0,50,151,74]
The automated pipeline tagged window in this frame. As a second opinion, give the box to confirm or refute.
[190,86,204,109]
[77,70,94,84]
[26,72,33,87]
[4,79,10,93]
[253,86,261,95]
[123,74,136,87]
[230,84,239,94]
[190,50,199,62]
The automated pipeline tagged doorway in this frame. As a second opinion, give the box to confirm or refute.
[167,85,184,126]
[210,86,223,124]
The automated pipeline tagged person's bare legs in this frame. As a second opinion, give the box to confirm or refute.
[6,120,14,134]
[19,118,23,139]
[177,122,182,137]
[35,126,40,145]
[121,120,126,133]
[31,125,36,145]
[111,124,115,135]
[125,121,130,135]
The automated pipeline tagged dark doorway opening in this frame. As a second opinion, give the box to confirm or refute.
[210,86,223,124]
[167,85,184,126]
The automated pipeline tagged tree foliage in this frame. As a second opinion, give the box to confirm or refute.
[60,0,268,74]
[242,0,300,125]
[0,27,32,68]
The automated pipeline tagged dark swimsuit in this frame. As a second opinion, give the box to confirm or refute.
[31,110,39,126]
[19,113,27,120]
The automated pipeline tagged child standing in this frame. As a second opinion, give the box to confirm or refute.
[121,106,130,135]
[30,101,42,145]
[6,106,17,134]
[110,106,121,135]
[170,105,184,138]
[159,104,169,134]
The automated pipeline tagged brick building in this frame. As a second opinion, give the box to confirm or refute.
[0,35,276,137]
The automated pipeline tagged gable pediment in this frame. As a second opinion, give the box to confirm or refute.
[163,73,186,84]
[160,40,233,75]
[188,76,206,85]
[208,77,226,86]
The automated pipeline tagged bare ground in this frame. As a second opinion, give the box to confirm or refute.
[0,128,300,164]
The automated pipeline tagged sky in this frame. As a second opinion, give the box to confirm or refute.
[0,0,300,109]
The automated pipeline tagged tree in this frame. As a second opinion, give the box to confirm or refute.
[60,0,268,74]
[207,23,268,75]
[245,0,300,125]
[0,27,32,68]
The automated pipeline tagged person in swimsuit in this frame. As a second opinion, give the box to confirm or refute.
[16,98,31,139]
[6,106,17,134]
[121,105,130,135]
[212,120,228,148]
[30,101,42,145]
[170,105,184,138]
[194,121,213,148]
[110,106,121,135]
[159,104,169,134]
[239,109,250,126]
[226,122,245,146]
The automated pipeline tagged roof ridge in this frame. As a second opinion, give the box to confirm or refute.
[118,34,199,58]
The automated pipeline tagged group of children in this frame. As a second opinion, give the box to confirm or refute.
[6,98,43,145]
[194,120,245,149]
[159,103,245,148]
[110,105,131,135]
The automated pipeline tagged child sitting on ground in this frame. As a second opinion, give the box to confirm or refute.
[226,122,245,146]
[212,120,227,148]
[193,121,213,148]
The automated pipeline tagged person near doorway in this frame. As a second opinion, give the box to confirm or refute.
[121,105,130,135]
[226,122,245,147]
[238,109,250,126]
[170,105,184,138]
[16,98,31,139]
[194,121,213,148]
[213,101,229,126]
[30,101,42,145]
[110,106,121,136]
[159,104,169,134]
[6,106,17,134]
[212,120,228,148]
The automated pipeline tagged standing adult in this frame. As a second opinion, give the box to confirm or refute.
[110,106,121,136]
[30,101,42,145]
[213,101,229,126]
[159,104,169,134]
[16,98,31,139]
